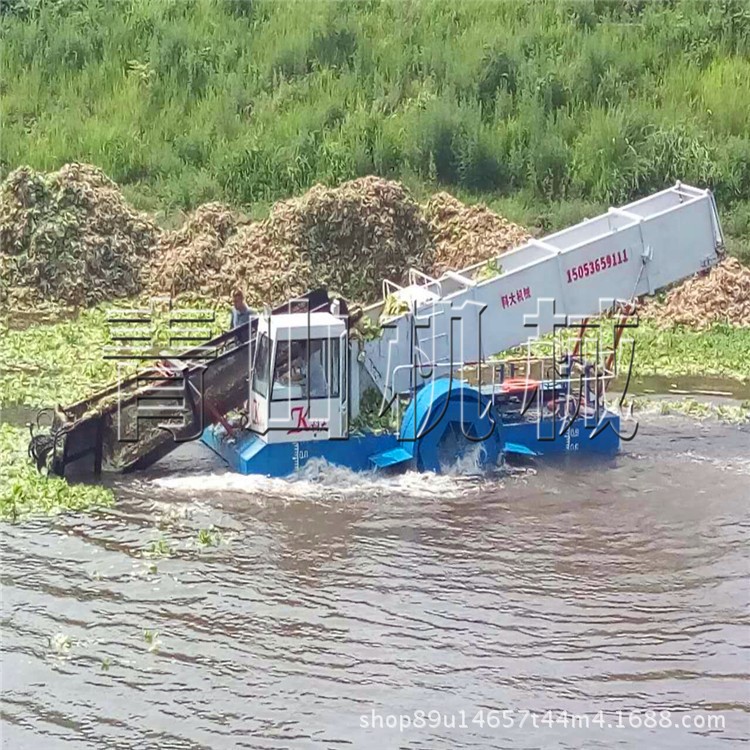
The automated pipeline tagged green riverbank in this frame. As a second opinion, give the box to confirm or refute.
[2,1,750,265]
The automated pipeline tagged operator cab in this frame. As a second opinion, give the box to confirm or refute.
[248,311,348,442]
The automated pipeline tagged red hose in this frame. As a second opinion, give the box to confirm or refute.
[501,377,540,395]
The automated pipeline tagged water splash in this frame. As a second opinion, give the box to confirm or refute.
[151,453,496,501]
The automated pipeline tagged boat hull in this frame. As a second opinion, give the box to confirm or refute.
[201,411,621,478]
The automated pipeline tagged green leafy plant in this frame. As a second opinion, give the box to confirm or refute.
[145,537,174,558]
[379,294,410,322]
[652,398,749,424]
[143,629,161,652]
[197,526,221,547]
[499,321,750,382]
[0,425,113,521]
[49,633,72,656]
[351,314,383,342]
[476,258,503,281]
[0,296,225,408]
[350,388,400,434]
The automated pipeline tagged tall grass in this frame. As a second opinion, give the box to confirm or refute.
[1,0,749,256]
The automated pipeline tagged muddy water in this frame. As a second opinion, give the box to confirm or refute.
[1,414,749,749]
[624,374,750,402]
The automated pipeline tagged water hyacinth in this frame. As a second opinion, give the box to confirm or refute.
[0,297,225,408]
[143,630,161,652]
[196,526,222,547]
[0,424,113,521]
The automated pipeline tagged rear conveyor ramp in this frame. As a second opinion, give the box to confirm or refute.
[41,291,335,477]
[41,326,251,477]
[361,183,724,399]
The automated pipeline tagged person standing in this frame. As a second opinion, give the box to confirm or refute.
[230,289,255,343]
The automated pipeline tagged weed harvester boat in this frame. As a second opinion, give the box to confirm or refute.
[33,184,724,478]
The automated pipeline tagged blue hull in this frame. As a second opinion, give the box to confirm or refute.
[504,413,621,456]
[201,428,399,477]
[201,411,621,478]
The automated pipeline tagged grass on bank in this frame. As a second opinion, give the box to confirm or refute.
[2,0,750,262]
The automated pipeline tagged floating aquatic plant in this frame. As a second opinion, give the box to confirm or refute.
[0,425,113,521]
[350,388,400,434]
[655,398,750,424]
[143,630,161,652]
[49,633,72,656]
[197,526,222,547]
[499,321,750,382]
[0,296,225,408]
[145,537,174,559]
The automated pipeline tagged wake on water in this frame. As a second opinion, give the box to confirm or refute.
[151,444,532,502]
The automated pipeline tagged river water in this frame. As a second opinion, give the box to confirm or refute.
[1,413,748,749]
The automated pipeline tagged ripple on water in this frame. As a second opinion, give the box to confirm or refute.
[1,416,748,749]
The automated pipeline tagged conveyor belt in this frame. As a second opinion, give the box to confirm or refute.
[41,290,335,477]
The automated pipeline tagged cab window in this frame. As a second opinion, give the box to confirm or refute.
[252,333,271,398]
[271,339,335,400]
